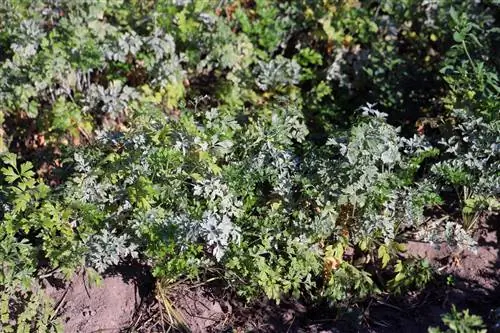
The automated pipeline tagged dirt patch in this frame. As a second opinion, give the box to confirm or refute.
[407,225,499,292]
[168,284,228,332]
[370,221,500,332]
[45,272,140,333]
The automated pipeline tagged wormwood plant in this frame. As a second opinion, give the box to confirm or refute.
[432,110,499,232]
[55,101,439,304]
[0,0,498,330]
[0,0,186,148]
[429,5,499,239]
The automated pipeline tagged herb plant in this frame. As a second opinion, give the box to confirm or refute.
[0,0,498,329]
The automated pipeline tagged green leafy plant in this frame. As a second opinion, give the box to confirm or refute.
[0,0,498,330]
[428,306,487,333]
[389,259,433,294]
[430,5,499,235]
[0,153,62,332]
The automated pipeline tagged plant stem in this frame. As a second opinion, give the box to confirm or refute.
[462,40,476,73]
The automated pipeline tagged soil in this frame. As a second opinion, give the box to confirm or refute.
[43,219,499,333]
[44,273,139,333]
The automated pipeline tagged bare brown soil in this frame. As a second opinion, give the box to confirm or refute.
[45,274,139,333]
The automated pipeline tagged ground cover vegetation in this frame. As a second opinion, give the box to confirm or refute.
[0,0,498,331]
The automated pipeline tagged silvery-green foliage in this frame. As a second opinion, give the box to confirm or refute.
[344,118,400,167]
[200,212,241,261]
[131,208,240,263]
[254,56,301,91]
[317,105,437,242]
[239,105,305,189]
[203,108,240,133]
[147,30,176,62]
[360,102,388,119]
[0,0,187,139]
[191,177,242,260]
[10,19,45,59]
[197,20,254,73]
[199,12,216,27]
[62,110,244,265]
[251,142,297,199]
[85,81,138,119]
[173,0,192,6]
[146,30,186,88]
[421,0,440,27]
[190,136,234,160]
[415,219,477,252]
[326,47,350,88]
[130,209,198,252]
[245,104,309,149]
[65,173,116,206]
[400,134,436,155]
[193,178,242,217]
[66,152,122,206]
[429,109,498,244]
[397,183,438,229]
[265,104,310,144]
[325,116,401,205]
[8,0,500,319]
[104,31,143,62]
[307,205,338,238]
[432,109,499,195]
[360,185,437,242]
[73,153,91,173]
[166,213,201,246]
[85,229,138,273]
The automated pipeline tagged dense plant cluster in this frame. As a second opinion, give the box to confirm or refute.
[0,0,498,330]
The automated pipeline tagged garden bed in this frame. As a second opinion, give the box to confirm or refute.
[1,1,498,332]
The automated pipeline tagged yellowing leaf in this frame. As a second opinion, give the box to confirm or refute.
[378,245,390,268]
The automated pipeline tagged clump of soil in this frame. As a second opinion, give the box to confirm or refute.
[45,272,140,333]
